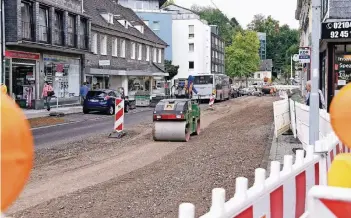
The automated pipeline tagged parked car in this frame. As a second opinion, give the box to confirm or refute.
[83,89,130,115]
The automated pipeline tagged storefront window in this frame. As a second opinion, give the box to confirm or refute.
[12,64,36,108]
[43,55,80,99]
[85,75,109,90]
[334,49,351,94]
[128,76,152,98]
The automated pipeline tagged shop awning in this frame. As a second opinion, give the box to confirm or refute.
[86,66,169,77]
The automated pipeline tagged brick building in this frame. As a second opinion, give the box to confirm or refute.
[4,0,90,109]
[84,0,168,99]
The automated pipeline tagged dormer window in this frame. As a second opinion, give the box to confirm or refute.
[108,13,114,24]
[135,25,144,34]
[117,19,128,29]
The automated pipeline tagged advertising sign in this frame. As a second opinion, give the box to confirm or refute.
[299,47,311,64]
[322,21,351,39]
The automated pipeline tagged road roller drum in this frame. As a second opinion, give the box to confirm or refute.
[152,99,201,142]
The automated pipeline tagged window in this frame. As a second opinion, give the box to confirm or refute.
[189,61,194,70]
[146,46,150,61]
[143,20,149,26]
[257,73,261,79]
[136,0,143,9]
[189,43,194,52]
[189,25,194,38]
[212,50,214,58]
[39,7,49,42]
[67,14,76,46]
[131,42,136,59]
[120,39,126,57]
[152,21,160,31]
[108,13,114,24]
[215,38,218,46]
[158,49,162,63]
[91,33,97,54]
[215,65,218,72]
[100,35,107,55]
[153,48,157,62]
[21,1,33,40]
[112,38,118,57]
[138,44,142,60]
[53,11,63,45]
[215,52,218,60]
[212,64,215,72]
[80,18,88,49]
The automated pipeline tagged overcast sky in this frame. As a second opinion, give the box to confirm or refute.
[174,0,299,29]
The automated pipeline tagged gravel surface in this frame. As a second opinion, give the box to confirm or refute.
[9,97,276,218]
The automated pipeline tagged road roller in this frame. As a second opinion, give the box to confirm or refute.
[152,99,201,142]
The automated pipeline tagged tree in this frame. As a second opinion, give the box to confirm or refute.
[162,0,175,7]
[247,15,299,77]
[164,60,179,81]
[190,5,241,46]
[225,31,260,86]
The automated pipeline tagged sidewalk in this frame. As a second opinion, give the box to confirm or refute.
[23,106,83,119]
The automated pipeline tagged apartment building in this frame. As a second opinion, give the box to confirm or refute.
[84,0,168,99]
[4,0,90,109]
[210,25,225,74]
[257,32,267,60]
[296,0,351,109]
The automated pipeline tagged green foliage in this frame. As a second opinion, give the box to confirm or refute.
[191,5,241,46]
[164,60,179,81]
[162,0,175,7]
[225,31,260,79]
[247,15,299,75]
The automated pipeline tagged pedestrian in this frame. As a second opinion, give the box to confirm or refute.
[80,82,89,105]
[305,80,326,109]
[42,82,54,111]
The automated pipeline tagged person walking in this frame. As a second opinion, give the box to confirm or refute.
[42,82,54,111]
[80,82,89,105]
[305,80,326,109]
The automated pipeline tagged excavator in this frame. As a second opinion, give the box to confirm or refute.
[152,75,201,142]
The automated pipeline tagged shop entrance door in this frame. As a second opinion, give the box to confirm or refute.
[12,63,36,108]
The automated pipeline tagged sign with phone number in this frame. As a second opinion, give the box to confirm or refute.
[322,21,351,39]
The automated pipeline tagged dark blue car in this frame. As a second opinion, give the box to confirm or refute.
[83,89,130,115]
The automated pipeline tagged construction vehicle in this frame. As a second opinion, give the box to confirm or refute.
[152,75,201,142]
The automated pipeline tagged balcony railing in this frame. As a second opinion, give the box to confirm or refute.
[67,32,76,47]
[53,29,64,46]
[79,34,88,50]
[39,25,50,43]
[22,21,33,40]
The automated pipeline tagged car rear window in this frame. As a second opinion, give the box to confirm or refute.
[87,91,107,98]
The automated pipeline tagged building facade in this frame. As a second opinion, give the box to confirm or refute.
[163,4,214,80]
[257,32,267,60]
[296,0,351,110]
[84,0,168,99]
[4,0,90,109]
[210,25,225,74]
[118,0,172,61]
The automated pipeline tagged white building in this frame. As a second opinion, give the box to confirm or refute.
[163,4,211,80]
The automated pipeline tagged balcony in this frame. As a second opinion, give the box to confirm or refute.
[39,25,50,43]
[53,29,64,46]
[22,21,33,40]
[67,32,76,47]
[79,34,88,50]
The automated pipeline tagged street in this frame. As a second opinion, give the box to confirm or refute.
[8,97,276,217]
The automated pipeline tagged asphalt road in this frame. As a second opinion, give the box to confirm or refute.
[32,104,209,150]
[32,110,153,150]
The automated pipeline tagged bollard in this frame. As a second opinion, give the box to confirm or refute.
[108,98,126,138]
[179,203,195,218]
[209,94,215,110]
[209,188,226,216]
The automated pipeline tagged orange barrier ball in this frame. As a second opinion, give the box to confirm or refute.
[330,83,351,149]
[1,93,34,211]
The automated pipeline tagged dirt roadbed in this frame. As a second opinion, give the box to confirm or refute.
[9,97,276,218]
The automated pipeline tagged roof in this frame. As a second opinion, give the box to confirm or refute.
[84,0,167,46]
[162,4,199,15]
[259,59,273,71]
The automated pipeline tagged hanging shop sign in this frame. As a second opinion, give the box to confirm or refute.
[5,50,40,60]
[299,47,311,64]
[321,21,351,39]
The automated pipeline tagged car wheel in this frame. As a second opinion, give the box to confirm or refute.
[83,108,89,114]
[107,105,114,115]
[125,104,129,113]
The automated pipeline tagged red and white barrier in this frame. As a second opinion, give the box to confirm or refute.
[209,94,215,109]
[178,133,350,218]
[114,98,124,132]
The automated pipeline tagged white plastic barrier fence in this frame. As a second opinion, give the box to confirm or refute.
[178,133,351,218]
[302,186,351,217]
[274,85,300,90]
[273,99,290,138]
[290,99,297,138]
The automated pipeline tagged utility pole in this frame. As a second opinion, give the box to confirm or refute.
[309,0,321,145]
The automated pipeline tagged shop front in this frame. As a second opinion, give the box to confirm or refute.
[4,50,40,109]
[43,54,81,106]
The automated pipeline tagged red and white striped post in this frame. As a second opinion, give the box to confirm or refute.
[209,94,215,110]
[109,98,126,138]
